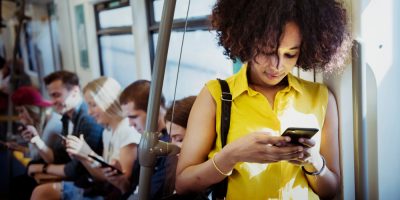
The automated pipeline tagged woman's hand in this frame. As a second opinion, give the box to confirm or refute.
[66,134,93,161]
[222,131,305,165]
[101,159,130,193]
[20,125,38,142]
[287,138,324,171]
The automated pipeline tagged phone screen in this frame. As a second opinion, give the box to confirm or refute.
[281,127,319,145]
[88,155,123,175]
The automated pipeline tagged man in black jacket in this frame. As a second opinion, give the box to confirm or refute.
[29,71,103,199]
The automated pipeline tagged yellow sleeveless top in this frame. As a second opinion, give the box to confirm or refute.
[206,64,328,200]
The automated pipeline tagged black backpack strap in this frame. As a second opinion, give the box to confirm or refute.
[212,79,232,200]
[218,79,232,146]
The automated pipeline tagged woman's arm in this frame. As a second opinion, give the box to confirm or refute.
[80,156,108,181]
[102,143,137,193]
[303,90,341,198]
[21,126,54,163]
[118,143,137,178]
[176,87,303,194]
[66,135,107,181]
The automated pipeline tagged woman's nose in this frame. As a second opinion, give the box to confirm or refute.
[267,55,282,71]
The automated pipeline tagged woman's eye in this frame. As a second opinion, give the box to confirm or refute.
[285,53,297,58]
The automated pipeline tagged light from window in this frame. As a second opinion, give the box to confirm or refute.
[153,0,216,22]
[153,30,233,103]
[99,6,133,29]
[100,34,136,88]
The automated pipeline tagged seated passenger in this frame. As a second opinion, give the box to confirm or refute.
[162,96,198,198]
[30,71,104,200]
[11,86,62,163]
[66,77,141,198]
[119,80,169,200]
[9,86,63,200]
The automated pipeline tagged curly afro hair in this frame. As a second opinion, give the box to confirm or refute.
[212,0,352,72]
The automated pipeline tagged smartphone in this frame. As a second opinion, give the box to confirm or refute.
[55,134,67,141]
[281,127,319,145]
[88,155,123,175]
[15,122,27,131]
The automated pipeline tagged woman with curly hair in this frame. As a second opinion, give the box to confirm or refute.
[176,0,351,199]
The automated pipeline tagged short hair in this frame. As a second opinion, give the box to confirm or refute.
[44,70,79,90]
[83,77,123,118]
[165,96,196,129]
[119,80,165,112]
[212,0,352,72]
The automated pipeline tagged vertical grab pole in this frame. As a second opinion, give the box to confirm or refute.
[138,0,176,200]
[352,40,368,200]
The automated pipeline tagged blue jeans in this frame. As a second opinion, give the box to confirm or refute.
[61,181,104,200]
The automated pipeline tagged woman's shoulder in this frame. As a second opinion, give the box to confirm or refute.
[205,75,236,98]
[291,74,328,93]
[115,119,141,144]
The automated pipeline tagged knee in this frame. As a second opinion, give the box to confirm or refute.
[31,183,60,200]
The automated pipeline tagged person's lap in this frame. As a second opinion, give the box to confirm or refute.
[61,181,103,200]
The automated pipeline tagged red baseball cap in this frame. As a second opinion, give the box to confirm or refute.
[11,86,53,107]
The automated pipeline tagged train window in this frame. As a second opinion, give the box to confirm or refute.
[95,0,136,88]
[99,6,133,29]
[148,0,233,103]
[152,0,215,22]
[153,30,232,102]
[99,34,136,88]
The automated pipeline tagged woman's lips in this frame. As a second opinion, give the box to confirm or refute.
[265,72,282,79]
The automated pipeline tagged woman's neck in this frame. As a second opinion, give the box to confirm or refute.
[108,115,124,133]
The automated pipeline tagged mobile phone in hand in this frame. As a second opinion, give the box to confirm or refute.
[281,127,319,145]
[15,122,27,131]
[88,155,123,175]
[55,134,67,141]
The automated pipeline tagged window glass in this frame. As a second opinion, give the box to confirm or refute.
[100,34,136,88]
[153,30,233,103]
[153,0,215,22]
[99,6,133,29]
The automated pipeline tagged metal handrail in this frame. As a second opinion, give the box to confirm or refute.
[352,40,368,200]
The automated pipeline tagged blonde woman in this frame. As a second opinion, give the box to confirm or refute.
[66,77,141,198]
